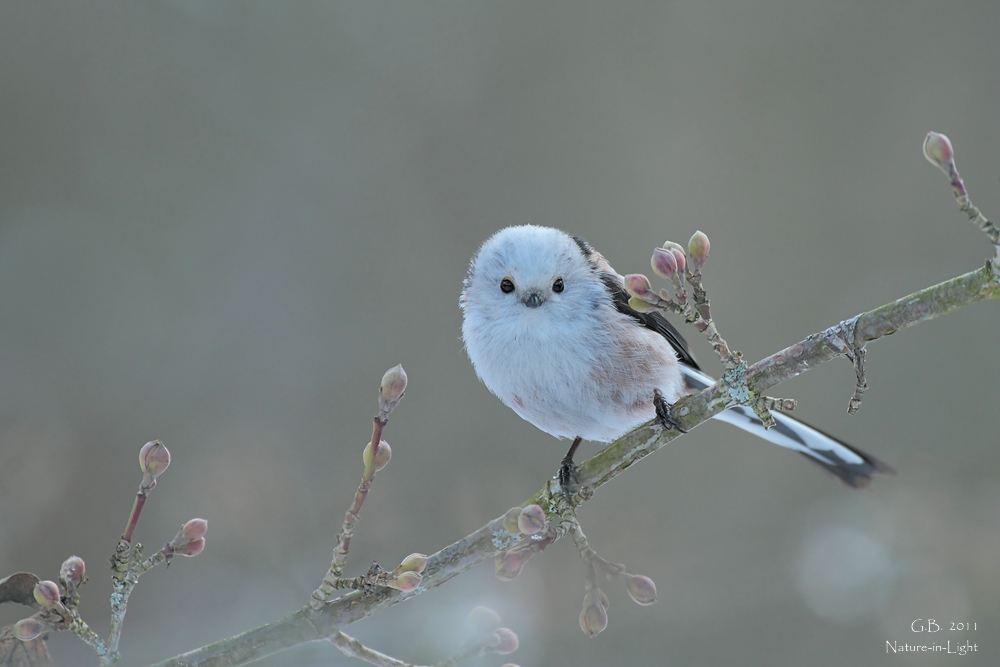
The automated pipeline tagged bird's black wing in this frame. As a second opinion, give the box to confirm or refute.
[597,273,701,371]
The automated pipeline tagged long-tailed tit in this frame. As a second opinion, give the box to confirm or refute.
[460,225,891,489]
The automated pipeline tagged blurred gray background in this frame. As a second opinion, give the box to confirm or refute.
[1,1,998,665]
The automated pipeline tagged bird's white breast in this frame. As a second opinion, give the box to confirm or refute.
[463,298,684,442]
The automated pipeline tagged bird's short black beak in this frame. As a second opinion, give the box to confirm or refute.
[523,292,544,308]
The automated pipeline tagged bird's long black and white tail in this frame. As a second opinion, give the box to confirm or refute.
[681,367,893,488]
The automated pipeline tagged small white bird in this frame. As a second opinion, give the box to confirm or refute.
[460,225,891,489]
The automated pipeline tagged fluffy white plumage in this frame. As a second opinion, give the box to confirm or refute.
[460,225,891,487]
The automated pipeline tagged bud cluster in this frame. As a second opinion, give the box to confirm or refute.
[576,568,657,637]
[12,579,73,643]
[168,518,208,557]
[494,504,555,579]
[466,606,519,659]
[624,231,712,316]
[501,507,522,534]
[385,552,427,591]
[485,627,519,655]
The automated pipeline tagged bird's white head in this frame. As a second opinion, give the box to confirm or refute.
[460,225,603,333]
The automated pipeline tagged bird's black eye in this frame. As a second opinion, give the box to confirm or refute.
[500,278,515,294]
[552,277,564,293]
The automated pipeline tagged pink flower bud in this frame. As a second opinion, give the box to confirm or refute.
[396,553,428,574]
[362,440,392,472]
[172,537,205,557]
[59,556,86,589]
[180,518,208,542]
[651,247,678,280]
[492,627,519,655]
[33,581,60,608]
[669,248,686,273]
[388,570,422,592]
[625,573,657,606]
[378,364,408,418]
[139,440,171,486]
[579,590,609,637]
[599,588,610,610]
[468,605,502,635]
[687,231,710,268]
[923,131,954,172]
[13,617,45,641]
[516,505,546,536]
[170,519,208,555]
[502,507,522,534]
[623,273,653,299]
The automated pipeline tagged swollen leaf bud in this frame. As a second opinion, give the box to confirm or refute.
[627,296,656,313]
[378,364,408,418]
[396,553,428,574]
[492,627,519,655]
[625,573,658,606]
[33,581,60,609]
[180,518,208,542]
[468,605,502,635]
[139,440,171,487]
[388,570,422,592]
[623,273,653,299]
[579,589,609,637]
[923,131,954,173]
[59,556,86,590]
[687,231,710,269]
[650,247,678,280]
[172,537,206,557]
[502,507,522,534]
[13,617,45,642]
[495,550,525,582]
[516,505,546,536]
[170,519,207,549]
[363,440,392,472]
[669,247,686,273]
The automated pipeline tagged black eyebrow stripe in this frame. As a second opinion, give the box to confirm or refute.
[571,235,595,261]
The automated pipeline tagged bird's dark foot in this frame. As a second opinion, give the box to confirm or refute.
[558,456,579,495]
[558,436,583,495]
[654,389,687,433]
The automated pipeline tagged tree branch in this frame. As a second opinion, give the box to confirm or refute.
[145,260,999,667]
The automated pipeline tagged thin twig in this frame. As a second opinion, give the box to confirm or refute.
[311,416,389,609]
[330,631,420,667]
[67,607,108,657]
